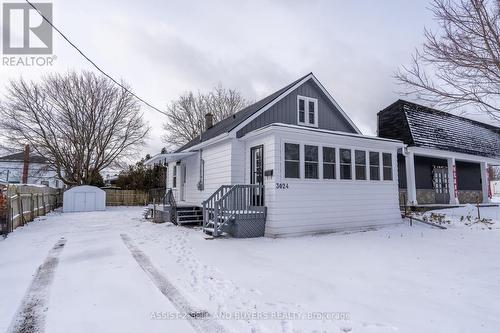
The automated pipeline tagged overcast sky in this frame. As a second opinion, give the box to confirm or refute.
[0,0,439,157]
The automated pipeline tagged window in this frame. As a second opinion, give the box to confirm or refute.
[369,152,380,180]
[298,99,305,123]
[304,145,318,179]
[382,153,393,180]
[340,149,352,180]
[297,96,318,127]
[323,147,336,179]
[355,150,366,180]
[173,165,177,187]
[285,143,300,178]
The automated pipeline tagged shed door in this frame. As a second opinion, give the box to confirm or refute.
[74,193,86,212]
[85,192,96,211]
[433,166,450,204]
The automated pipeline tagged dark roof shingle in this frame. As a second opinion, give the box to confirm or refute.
[382,100,500,159]
[0,152,48,163]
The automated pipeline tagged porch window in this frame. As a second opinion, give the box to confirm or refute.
[355,150,366,180]
[340,149,352,180]
[284,143,300,178]
[382,153,393,180]
[297,96,318,127]
[369,152,380,180]
[322,147,336,179]
[173,165,177,188]
[304,145,318,179]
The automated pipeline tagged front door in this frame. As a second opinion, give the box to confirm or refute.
[250,145,264,205]
[433,165,450,204]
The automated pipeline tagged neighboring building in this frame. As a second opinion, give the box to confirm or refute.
[0,152,64,189]
[146,73,404,237]
[378,100,500,206]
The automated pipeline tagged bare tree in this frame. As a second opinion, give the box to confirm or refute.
[395,0,500,120]
[163,84,249,147]
[0,71,149,186]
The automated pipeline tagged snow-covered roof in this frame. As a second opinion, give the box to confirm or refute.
[378,100,500,159]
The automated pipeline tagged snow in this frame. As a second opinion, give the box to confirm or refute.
[1,206,500,332]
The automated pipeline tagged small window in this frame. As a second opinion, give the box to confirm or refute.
[298,99,305,123]
[383,153,393,180]
[323,147,336,179]
[173,165,177,188]
[297,96,317,127]
[369,152,380,180]
[340,149,352,180]
[285,143,300,178]
[308,101,315,125]
[304,145,318,179]
[355,150,366,180]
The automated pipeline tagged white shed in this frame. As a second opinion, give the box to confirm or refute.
[63,185,106,213]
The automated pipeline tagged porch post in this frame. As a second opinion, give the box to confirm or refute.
[447,157,459,205]
[480,162,491,203]
[405,151,417,205]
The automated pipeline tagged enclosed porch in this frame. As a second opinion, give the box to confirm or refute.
[399,147,499,207]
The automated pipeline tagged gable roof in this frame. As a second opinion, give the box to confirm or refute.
[378,100,500,159]
[0,152,48,164]
[175,73,360,152]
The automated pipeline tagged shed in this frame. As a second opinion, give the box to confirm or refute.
[63,185,106,213]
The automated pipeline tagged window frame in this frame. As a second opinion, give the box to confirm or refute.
[322,146,336,180]
[304,145,319,179]
[369,151,380,181]
[339,148,352,180]
[382,152,393,181]
[284,142,301,179]
[354,150,367,180]
[172,164,177,188]
[297,95,318,127]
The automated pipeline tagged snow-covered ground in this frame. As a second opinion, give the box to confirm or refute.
[1,206,500,332]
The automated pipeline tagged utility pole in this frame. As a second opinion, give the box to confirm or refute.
[22,145,30,184]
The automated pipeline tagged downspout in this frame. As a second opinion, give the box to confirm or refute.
[197,149,204,191]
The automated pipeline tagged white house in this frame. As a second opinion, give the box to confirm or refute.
[0,151,64,189]
[378,100,500,206]
[146,73,404,237]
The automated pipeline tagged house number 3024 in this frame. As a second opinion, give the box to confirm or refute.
[275,183,289,189]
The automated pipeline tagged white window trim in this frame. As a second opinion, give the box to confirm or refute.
[283,142,301,179]
[297,95,318,128]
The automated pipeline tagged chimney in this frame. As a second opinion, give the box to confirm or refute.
[205,113,214,130]
[22,144,30,184]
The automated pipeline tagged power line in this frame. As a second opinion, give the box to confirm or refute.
[25,0,169,116]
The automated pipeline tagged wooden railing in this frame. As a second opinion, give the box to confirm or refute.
[202,185,233,229]
[204,184,265,237]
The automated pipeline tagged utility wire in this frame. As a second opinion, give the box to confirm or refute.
[25,0,168,116]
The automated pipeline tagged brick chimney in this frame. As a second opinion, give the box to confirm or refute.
[205,113,214,130]
[22,144,30,184]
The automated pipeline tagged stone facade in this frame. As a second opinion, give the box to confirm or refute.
[416,189,435,204]
[458,190,483,204]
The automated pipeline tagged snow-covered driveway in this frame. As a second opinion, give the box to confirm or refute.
[0,208,197,333]
[1,206,500,333]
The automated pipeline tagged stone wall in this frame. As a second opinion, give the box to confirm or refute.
[458,190,483,204]
[416,189,435,204]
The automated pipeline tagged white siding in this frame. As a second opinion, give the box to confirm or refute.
[171,140,234,204]
[244,126,403,237]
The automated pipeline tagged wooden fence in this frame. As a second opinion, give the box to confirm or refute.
[0,185,62,236]
[103,189,149,206]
